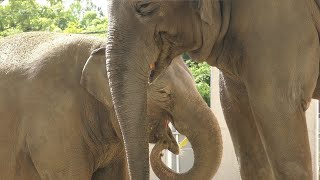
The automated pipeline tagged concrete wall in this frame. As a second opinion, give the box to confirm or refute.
[306,99,319,180]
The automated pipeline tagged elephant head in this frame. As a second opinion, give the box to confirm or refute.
[106,1,228,179]
[81,47,222,179]
[148,57,222,179]
[80,47,178,151]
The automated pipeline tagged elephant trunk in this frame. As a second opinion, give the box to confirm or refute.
[106,20,152,179]
[150,105,223,180]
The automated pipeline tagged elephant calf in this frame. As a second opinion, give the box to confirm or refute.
[0,32,222,180]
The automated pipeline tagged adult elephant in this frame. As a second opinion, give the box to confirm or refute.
[106,0,320,179]
[0,32,222,179]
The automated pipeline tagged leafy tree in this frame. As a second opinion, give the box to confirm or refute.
[185,58,211,106]
[0,0,107,37]
[4,0,40,31]
[81,11,97,28]
[63,21,83,33]
[48,0,62,6]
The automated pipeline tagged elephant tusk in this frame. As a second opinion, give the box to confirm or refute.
[149,63,155,70]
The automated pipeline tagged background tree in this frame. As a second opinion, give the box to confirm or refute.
[0,0,107,37]
[185,58,211,105]
[48,0,62,6]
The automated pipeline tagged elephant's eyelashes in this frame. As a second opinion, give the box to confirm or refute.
[135,2,160,16]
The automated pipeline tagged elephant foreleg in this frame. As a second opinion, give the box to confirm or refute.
[220,73,274,180]
[247,85,313,180]
[26,125,93,180]
[242,12,319,178]
[91,156,129,180]
[244,53,317,179]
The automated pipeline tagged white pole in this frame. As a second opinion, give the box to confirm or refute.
[176,134,180,173]
[167,124,173,169]
[314,100,319,180]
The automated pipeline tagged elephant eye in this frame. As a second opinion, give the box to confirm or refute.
[158,89,172,99]
[149,69,155,82]
[159,89,168,94]
[135,1,160,16]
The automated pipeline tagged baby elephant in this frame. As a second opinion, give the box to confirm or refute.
[0,32,222,180]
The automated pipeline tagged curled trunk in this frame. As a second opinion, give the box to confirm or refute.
[150,106,222,180]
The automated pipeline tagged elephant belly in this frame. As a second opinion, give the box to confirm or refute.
[12,150,41,180]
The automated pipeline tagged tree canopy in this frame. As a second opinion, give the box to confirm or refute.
[0,0,107,37]
[185,57,211,106]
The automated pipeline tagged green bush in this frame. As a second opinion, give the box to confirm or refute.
[0,0,106,37]
[184,58,211,106]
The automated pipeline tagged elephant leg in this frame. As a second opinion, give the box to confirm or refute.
[244,53,318,179]
[242,9,320,178]
[26,123,93,179]
[220,73,274,180]
[91,155,129,180]
[28,145,92,179]
[247,85,314,179]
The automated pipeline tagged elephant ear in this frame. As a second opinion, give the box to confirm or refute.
[198,0,221,25]
[80,47,113,107]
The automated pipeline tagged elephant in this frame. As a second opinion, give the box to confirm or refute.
[0,32,222,179]
[106,0,320,179]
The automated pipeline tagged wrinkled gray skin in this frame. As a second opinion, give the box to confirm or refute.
[0,32,222,179]
[106,0,320,179]
[148,58,222,180]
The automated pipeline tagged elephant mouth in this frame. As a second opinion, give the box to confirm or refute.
[148,115,179,155]
[149,33,176,83]
[156,135,180,155]
[149,56,172,83]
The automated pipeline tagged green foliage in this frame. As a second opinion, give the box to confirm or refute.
[63,21,83,33]
[0,0,107,37]
[184,58,211,106]
[48,0,62,6]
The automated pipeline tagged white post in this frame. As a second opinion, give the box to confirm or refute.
[175,133,180,173]
[167,124,173,169]
[314,101,319,180]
